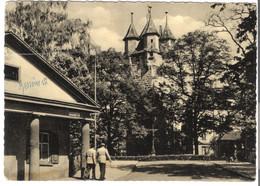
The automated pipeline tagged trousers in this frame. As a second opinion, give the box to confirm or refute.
[99,163,106,180]
[85,163,96,179]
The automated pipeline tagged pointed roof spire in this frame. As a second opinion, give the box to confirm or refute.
[140,6,160,37]
[131,12,134,24]
[160,11,175,41]
[123,12,139,41]
[148,5,152,19]
[165,11,168,26]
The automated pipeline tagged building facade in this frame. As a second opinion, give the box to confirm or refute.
[4,32,99,180]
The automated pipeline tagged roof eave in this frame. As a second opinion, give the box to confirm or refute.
[160,37,175,41]
[123,36,140,41]
[141,32,160,38]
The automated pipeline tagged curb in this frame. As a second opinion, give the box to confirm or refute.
[213,163,255,181]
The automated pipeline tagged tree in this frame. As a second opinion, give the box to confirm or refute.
[158,30,231,154]
[87,49,147,155]
[5,2,94,93]
[206,3,257,156]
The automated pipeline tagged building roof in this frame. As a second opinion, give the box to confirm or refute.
[160,12,175,41]
[161,24,175,40]
[5,32,100,109]
[220,131,241,141]
[123,13,139,41]
[140,7,160,37]
[123,24,139,41]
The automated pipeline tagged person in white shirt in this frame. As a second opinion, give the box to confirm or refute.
[84,145,96,180]
[96,143,112,180]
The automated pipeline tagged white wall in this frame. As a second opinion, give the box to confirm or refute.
[144,35,159,50]
[5,47,77,103]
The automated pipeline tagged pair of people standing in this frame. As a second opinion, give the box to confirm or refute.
[85,143,112,181]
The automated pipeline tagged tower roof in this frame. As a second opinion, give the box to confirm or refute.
[123,12,139,41]
[160,12,175,40]
[140,6,160,37]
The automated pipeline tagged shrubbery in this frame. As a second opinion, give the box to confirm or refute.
[111,154,217,161]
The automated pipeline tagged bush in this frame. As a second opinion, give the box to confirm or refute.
[111,154,213,161]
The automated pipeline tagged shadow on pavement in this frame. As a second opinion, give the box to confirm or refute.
[134,163,252,181]
[214,163,256,181]
[112,164,137,171]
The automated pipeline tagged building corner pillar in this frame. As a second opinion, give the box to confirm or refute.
[81,123,90,178]
[29,118,40,180]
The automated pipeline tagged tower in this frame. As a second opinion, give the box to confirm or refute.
[138,6,163,77]
[123,6,169,89]
[123,12,139,56]
[160,12,175,52]
[140,6,160,52]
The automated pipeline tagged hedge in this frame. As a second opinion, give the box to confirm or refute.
[111,154,217,161]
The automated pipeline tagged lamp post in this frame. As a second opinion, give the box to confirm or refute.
[150,115,157,156]
[151,124,156,156]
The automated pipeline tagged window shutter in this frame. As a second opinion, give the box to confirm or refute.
[50,132,59,164]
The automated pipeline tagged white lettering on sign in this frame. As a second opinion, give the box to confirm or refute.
[69,112,81,117]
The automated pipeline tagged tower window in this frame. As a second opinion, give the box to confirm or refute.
[151,39,153,43]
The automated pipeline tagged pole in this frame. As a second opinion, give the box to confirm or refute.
[94,55,97,150]
[151,117,156,156]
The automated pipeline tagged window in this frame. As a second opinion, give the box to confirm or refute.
[40,132,50,162]
[150,39,154,49]
[5,65,19,81]
[39,132,59,165]
[202,147,207,155]
[26,131,59,165]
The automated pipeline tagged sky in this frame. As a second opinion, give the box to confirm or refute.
[66,2,215,52]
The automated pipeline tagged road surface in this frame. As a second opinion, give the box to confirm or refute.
[116,161,251,181]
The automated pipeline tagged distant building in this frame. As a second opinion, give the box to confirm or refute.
[4,32,99,180]
[123,7,175,89]
[217,131,242,161]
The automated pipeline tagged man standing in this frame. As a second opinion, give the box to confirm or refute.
[97,143,112,180]
[85,145,96,180]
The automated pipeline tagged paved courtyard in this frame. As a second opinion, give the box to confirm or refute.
[55,160,256,182]
[117,160,255,181]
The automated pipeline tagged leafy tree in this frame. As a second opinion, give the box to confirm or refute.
[158,30,231,154]
[5,2,94,93]
[206,3,257,155]
[87,49,148,155]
